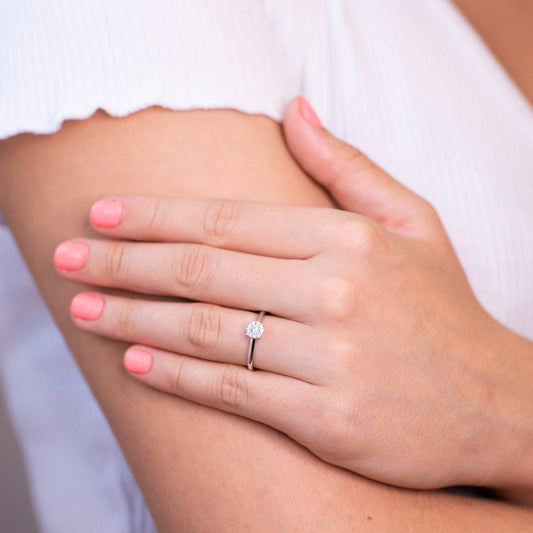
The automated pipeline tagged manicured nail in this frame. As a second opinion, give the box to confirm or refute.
[71,293,104,320]
[124,348,153,374]
[298,96,323,128]
[54,241,89,270]
[90,199,124,228]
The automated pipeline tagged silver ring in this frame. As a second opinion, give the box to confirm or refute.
[246,311,266,371]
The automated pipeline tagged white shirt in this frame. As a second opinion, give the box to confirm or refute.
[1,1,532,531]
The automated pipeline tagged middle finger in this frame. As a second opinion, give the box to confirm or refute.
[55,239,320,321]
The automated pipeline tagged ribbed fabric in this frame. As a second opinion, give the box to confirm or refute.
[0,1,532,532]
[0,0,299,137]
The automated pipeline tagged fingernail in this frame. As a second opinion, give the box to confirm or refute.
[54,241,89,270]
[90,199,124,228]
[71,293,104,320]
[124,348,153,374]
[298,96,323,128]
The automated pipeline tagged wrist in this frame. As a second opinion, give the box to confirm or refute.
[475,324,533,503]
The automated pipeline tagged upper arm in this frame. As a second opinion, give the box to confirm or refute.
[1,107,531,531]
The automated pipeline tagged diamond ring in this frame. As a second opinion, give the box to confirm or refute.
[246,311,266,371]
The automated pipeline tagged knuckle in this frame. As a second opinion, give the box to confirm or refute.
[103,243,130,283]
[326,405,357,458]
[117,300,138,338]
[203,199,240,243]
[319,276,356,320]
[186,305,221,349]
[332,216,363,244]
[147,198,169,234]
[170,244,217,291]
[216,365,248,409]
[329,145,375,177]
[354,221,382,253]
[333,218,384,256]
[339,220,385,257]
[308,397,350,459]
[170,358,186,396]
[343,146,374,171]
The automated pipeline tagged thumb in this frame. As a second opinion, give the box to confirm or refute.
[283,97,442,241]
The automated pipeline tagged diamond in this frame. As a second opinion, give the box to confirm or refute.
[246,320,264,339]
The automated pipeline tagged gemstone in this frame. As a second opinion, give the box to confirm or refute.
[246,320,264,339]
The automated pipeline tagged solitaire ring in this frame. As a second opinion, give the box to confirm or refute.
[246,311,266,371]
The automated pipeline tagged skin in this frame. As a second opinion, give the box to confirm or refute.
[1,106,533,532]
[54,99,533,503]
[0,1,532,530]
[451,0,533,106]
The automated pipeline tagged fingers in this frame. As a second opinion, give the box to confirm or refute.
[55,239,319,321]
[89,196,346,259]
[283,97,444,242]
[121,345,321,445]
[70,293,322,382]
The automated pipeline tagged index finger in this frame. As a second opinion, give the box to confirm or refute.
[89,196,351,258]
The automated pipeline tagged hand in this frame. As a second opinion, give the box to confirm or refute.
[54,97,533,497]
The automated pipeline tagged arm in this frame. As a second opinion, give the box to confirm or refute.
[53,98,533,504]
[1,106,532,531]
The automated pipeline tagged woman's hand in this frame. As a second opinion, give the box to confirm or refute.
[54,98,533,499]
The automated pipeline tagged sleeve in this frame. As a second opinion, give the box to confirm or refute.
[0,0,301,139]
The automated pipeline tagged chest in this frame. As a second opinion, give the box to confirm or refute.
[452,0,533,106]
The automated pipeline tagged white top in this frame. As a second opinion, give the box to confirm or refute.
[1,1,532,531]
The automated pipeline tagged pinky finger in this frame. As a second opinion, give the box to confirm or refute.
[123,345,319,441]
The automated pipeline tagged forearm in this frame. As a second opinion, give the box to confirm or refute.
[1,107,532,531]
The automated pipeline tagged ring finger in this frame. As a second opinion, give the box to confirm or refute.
[70,292,322,383]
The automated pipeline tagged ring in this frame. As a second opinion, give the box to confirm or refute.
[246,311,266,371]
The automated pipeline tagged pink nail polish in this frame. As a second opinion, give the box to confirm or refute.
[54,241,89,270]
[71,293,104,320]
[124,348,153,374]
[90,199,124,228]
[299,96,323,128]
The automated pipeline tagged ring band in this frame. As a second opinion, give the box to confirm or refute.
[246,311,266,371]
